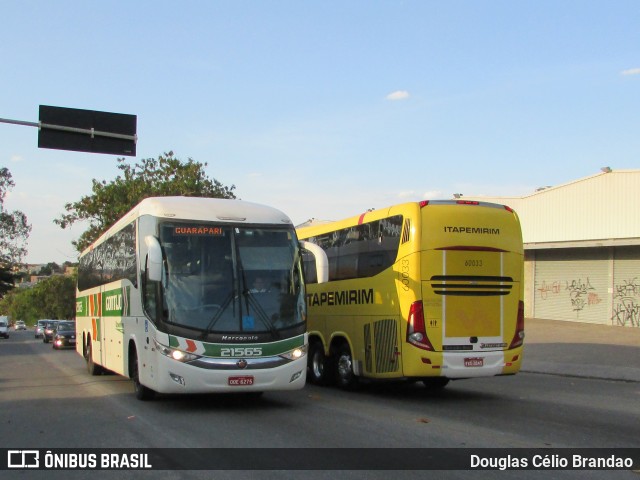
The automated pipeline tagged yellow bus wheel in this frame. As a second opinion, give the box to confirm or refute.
[335,344,358,389]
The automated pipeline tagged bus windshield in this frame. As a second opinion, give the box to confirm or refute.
[158,222,304,337]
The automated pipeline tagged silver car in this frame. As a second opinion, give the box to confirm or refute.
[35,319,48,338]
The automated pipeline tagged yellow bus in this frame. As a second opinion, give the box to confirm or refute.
[297,200,524,389]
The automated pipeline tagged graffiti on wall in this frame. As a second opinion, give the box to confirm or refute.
[566,278,601,313]
[537,275,640,326]
[537,277,603,319]
[536,280,561,300]
[611,278,640,327]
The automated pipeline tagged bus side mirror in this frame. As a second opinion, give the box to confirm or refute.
[300,241,328,284]
[145,235,163,282]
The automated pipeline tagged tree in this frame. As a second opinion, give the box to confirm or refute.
[0,274,77,323]
[0,168,32,298]
[0,288,37,323]
[32,274,77,320]
[55,151,236,252]
[0,263,16,298]
[39,262,62,276]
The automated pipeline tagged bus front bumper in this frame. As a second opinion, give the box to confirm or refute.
[151,354,308,394]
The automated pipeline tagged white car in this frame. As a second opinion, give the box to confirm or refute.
[0,317,9,339]
[35,319,48,338]
[15,320,27,331]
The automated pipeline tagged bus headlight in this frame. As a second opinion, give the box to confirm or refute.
[279,345,308,361]
[154,339,200,363]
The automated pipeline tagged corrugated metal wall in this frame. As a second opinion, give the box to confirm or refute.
[523,253,535,318]
[464,170,640,245]
[527,246,640,326]
[463,170,640,327]
[612,246,640,327]
[519,172,640,243]
[533,249,610,324]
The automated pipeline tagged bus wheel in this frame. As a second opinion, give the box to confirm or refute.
[422,377,450,389]
[86,339,102,376]
[131,351,155,401]
[335,344,358,389]
[308,341,332,386]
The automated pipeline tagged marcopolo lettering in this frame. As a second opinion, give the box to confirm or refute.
[444,226,500,235]
[307,288,374,307]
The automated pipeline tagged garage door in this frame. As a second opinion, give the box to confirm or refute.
[612,246,640,327]
[533,248,609,324]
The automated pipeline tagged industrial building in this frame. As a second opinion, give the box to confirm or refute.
[463,169,640,328]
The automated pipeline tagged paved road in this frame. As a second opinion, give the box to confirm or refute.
[1,326,639,479]
[523,318,640,382]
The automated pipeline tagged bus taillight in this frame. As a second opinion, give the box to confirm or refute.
[509,301,525,349]
[407,301,434,351]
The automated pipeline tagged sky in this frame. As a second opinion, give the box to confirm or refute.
[1,1,639,265]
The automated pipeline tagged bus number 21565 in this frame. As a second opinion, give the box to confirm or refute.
[221,347,263,357]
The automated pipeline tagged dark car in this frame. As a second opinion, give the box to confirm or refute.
[52,321,76,350]
[42,320,59,343]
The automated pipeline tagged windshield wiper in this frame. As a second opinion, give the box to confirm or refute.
[234,236,280,340]
[200,292,235,339]
[242,289,280,340]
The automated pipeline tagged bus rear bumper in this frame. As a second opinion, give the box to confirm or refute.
[402,347,523,379]
[440,349,523,378]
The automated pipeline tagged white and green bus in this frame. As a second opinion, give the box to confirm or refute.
[76,196,327,400]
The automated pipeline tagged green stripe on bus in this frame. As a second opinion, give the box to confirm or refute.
[77,286,131,317]
[168,334,305,357]
[76,296,88,317]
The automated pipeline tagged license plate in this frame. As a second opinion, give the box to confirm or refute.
[464,357,484,367]
[69,339,76,344]
[228,376,254,386]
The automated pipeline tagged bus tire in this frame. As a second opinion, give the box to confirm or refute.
[308,341,333,386]
[334,343,358,389]
[422,377,450,389]
[86,339,102,376]
[131,350,155,401]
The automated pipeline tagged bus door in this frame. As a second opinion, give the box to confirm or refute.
[101,286,128,376]
[87,291,104,367]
